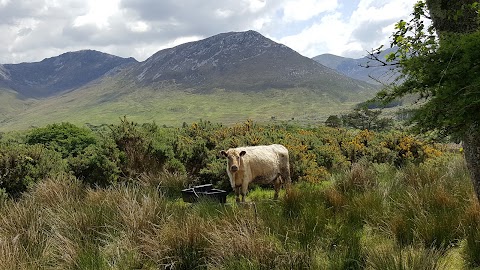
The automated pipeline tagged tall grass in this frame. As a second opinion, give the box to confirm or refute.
[380,155,471,249]
[463,197,480,268]
[365,245,447,270]
[0,153,477,269]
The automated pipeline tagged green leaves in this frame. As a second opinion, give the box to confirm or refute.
[395,20,407,30]
[375,0,480,139]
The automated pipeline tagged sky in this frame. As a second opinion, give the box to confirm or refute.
[0,0,419,64]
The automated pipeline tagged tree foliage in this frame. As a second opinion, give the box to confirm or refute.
[375,1,480,139]
[325,115,342,128]
[341,107,393,131]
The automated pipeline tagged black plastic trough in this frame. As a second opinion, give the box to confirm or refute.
[181,184,228,203]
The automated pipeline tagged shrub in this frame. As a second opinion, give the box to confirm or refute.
[109,117,180,178]
[25,122,97,159]
[0,143,65,197]
[68,137,122,187]
[24,122,126,187]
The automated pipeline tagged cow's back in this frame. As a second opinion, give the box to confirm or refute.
[238,144,289,184]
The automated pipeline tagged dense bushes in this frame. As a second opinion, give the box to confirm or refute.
[24,122,123,187]
[0,119,443,197]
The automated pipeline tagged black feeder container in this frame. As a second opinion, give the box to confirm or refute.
[181,184,228,203]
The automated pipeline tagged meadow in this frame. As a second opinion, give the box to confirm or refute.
[0,119,478,269]
[0,83,364,132]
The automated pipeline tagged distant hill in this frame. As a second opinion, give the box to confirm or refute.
[0,50,137,98]
[313,48,400,85]
[0,31,381,131]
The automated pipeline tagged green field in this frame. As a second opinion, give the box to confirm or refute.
[0,76,375,131]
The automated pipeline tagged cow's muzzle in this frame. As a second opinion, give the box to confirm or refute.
[230,165,238,172]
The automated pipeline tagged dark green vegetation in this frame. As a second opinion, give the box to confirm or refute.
[339,107,393,131]
[0,120,478,269]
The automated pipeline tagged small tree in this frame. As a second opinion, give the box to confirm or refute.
[341,107,392,131]
[325,115,342,128]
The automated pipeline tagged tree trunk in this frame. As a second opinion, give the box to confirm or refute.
[463,124,480,201]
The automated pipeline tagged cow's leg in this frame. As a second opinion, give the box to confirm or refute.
[280,166,291,189]
[273,175,282,200]
[240,182,249,202]
[234,186,241,202]
[280,167,292,200]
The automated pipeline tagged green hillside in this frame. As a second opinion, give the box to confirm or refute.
[0,79,375,131]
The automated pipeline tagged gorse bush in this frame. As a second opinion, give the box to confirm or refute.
[25,122,97,159]
[68,136,122,187]
[0,143,65,197]
[24,122,123,188]
[3,119,444,197]
[109,117,182,178]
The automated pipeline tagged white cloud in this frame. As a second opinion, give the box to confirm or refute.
[215,8,234,18]
[0,0,420,63]
[246,0,266,12]
[278,0,418,58]
[73,0,120,29]
[282,0,337,22]
[279,12,361,57]
[127,21,150,33]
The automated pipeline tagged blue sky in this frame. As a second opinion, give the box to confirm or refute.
[0,0,419,64]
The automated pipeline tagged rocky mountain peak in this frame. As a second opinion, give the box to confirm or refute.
[129,30,337,91]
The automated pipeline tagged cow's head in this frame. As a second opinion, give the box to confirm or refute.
[220,149,246,173]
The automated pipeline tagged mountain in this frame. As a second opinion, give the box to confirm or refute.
[312,54,350,70]
[0,50,137,98]
[0,31,380,131]
[313,48,400,85]
[124,31,374,95]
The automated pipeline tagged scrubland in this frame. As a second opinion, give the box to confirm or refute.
[0,119,477,269]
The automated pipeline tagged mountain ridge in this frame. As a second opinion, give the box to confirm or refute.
[0,30,381,131]
[0,50,138,98]
[312,48,399,85]
[124,30,372,94]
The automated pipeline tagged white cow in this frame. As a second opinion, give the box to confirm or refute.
[220,144,291,202]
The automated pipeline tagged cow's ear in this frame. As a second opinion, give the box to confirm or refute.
[239,150,246,156]
[220,150,227,157]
